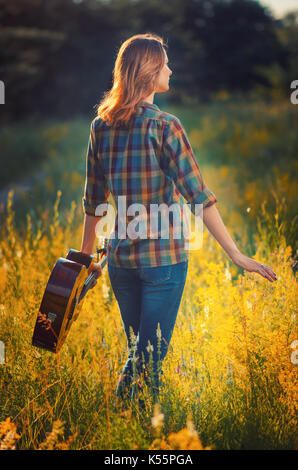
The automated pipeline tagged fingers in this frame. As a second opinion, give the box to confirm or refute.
[95,268,102,277]
[259,264,277,282]
[90,266,102,277]
[263,265,277,281]
[89,265,101,289]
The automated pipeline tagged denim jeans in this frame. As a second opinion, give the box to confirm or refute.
[108,260,188,402]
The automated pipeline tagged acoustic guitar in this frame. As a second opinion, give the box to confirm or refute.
[32,237,109,353]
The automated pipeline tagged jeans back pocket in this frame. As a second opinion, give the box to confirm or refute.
[140,264,172,283]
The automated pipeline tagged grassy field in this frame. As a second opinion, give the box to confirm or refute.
[0,98,297,450]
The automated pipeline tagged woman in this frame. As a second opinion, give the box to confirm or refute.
[80,33,277,406]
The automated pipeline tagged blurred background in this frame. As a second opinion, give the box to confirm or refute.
[0,0,297,259]
[1,0,297,119]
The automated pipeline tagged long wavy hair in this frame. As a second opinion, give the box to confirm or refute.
[95,33,167,128]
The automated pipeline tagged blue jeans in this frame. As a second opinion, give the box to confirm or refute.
[108,260,188,402]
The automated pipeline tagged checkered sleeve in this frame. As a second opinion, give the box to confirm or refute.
[82,120,110,216]
[162,118,217,214]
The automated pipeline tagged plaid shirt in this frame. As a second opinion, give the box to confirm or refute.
[82,100,217,268]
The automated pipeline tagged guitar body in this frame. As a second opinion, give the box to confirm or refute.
[32,245,107,353]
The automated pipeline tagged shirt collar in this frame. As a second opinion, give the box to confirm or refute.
[137,100,160,111]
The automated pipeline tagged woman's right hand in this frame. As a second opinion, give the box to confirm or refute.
[230,252,277,282]
[88,262,102,289]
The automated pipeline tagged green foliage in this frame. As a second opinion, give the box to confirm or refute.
[0,0,296,122]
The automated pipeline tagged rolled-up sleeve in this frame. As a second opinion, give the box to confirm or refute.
[162,118,217,214]
[82,120,110,216]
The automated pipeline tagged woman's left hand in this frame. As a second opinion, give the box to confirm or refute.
[230,252,277,282]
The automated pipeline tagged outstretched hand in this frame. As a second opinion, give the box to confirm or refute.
[231,252,277,282]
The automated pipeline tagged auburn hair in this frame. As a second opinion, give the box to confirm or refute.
[95,33,167,128]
